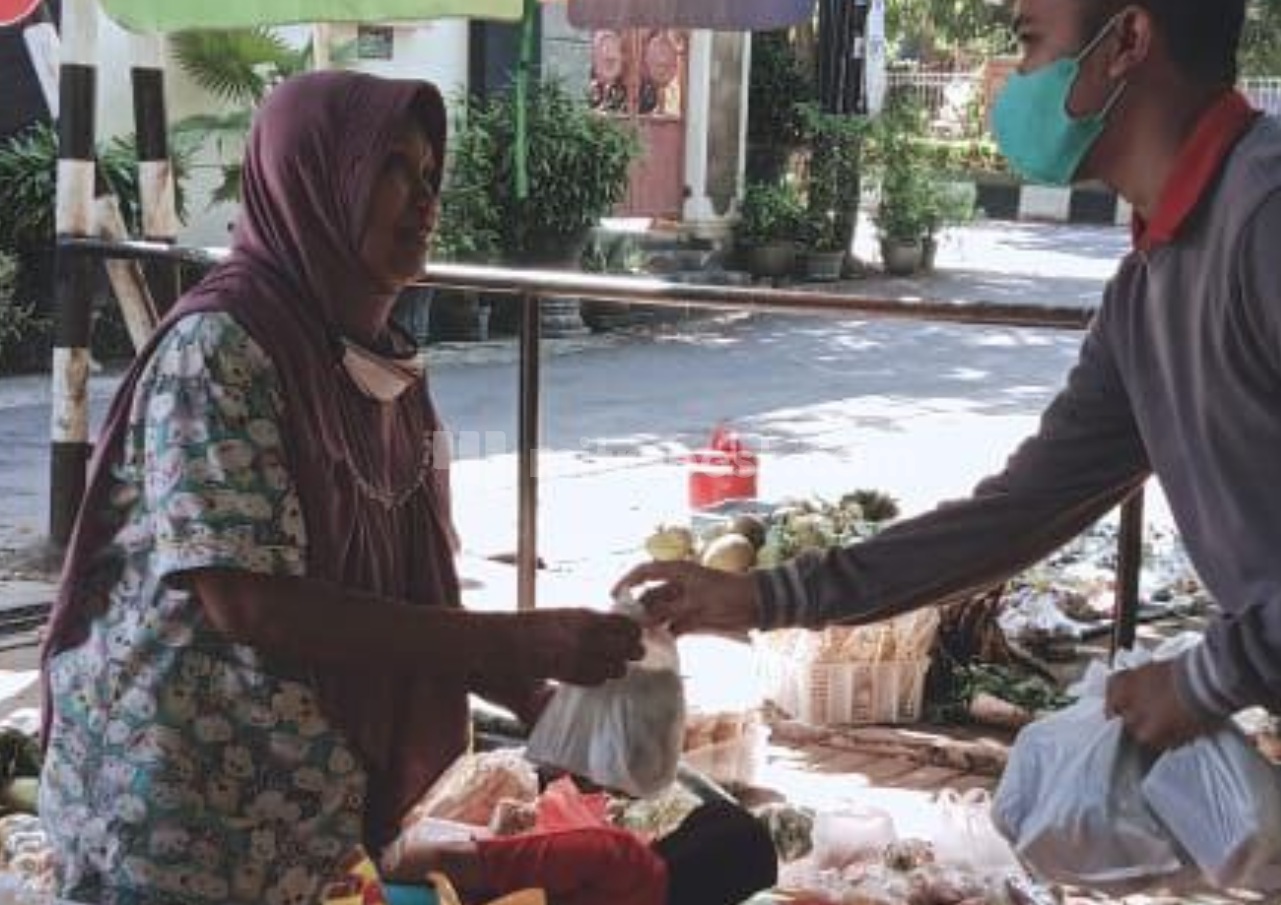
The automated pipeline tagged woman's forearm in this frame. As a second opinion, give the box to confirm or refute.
[181,568,520,681]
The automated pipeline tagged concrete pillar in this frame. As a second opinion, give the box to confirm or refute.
[682,29,715,224]
[735,33,752,207]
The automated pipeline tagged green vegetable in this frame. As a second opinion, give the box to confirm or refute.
[935,664,1071,725]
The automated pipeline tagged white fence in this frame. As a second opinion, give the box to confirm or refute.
[889,71,1281,137]
[885,70,984,137]
[1243,77,1281,117]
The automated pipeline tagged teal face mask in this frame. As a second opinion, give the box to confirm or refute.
[992,16,1127,186]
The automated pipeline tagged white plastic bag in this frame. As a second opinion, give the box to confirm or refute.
[992,662,1186,892]
[932,788,1022,878]
[525,594,686,798]
[811,805,898,869]
[1144,723,1281,891]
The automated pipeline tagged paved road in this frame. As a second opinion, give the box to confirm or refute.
[0,221,1131,573]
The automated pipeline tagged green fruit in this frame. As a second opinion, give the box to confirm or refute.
[756,543,785,569]
[645,525,696,562]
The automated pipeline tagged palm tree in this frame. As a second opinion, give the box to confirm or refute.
[170,28,322,204]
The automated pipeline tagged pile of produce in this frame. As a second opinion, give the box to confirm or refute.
[644,491,901,574]
[778,823,1056,905]
[930,664,1072,730]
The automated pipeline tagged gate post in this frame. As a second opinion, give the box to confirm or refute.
[48,0,99,548]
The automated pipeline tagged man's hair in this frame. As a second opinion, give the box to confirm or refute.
[1087,0,1247,85]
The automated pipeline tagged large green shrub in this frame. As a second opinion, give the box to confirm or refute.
[736,182,807,245]
[442,80,639,264]
[0,251,52,374]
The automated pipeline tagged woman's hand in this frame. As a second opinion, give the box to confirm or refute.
[612,561,761,636]
[514,609,644,686]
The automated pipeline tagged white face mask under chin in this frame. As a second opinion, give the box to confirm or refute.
[339,337,424,402]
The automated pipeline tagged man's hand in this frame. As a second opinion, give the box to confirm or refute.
[612,561,760,636]
[1105,659,1218,751]
[516,609,644,686]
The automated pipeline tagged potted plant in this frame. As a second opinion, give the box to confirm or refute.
[798,208,847,282]
[920,180,976,273]
[428,119,504,343]
[797,105,869,282]
[579,231,645,332]
[444,80,639,336]
[736,182,806,279]
[867,101,934,276]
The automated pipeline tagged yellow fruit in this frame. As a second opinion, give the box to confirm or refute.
[700,533,756,573]
[645,525,696,562]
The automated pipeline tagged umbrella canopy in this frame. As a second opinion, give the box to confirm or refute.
[563,0,815,31]
[98,0,521,31]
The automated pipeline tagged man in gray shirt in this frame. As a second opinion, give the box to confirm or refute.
[619,0,1280,754]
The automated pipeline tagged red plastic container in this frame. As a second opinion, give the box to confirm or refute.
[686,425,758,509]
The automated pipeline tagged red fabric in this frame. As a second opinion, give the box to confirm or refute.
[478,828,668,905]
[533,777,611,832]
[1132,90,1260,251]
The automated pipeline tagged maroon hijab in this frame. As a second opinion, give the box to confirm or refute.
[44,70,466,850]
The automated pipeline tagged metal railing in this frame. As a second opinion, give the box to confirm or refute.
[59,236,1145,651]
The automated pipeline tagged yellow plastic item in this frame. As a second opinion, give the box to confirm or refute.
[428,872,547,905]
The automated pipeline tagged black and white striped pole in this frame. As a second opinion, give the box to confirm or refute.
[49,0,97,548]
[24,3,159,354]
[19,3,58,116]
[130,32,180,313]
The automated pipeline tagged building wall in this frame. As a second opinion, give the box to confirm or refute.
[539,2,589,97]
[89,10,469,247]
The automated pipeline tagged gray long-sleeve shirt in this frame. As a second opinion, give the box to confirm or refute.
[757,114,1281,720]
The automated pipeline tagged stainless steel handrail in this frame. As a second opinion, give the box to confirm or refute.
[59,236,1142,646]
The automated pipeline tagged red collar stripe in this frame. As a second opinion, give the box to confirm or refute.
[1132,91,1261,251]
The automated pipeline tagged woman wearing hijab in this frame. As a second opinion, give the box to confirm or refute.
[38,71,643,905]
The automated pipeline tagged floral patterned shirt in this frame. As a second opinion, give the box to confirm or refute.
[40,312,368,905]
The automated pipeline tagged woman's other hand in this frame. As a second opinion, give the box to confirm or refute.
[516,609,644,686]
[612,562,760,637]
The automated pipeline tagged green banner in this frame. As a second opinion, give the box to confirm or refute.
[99,0,522,31]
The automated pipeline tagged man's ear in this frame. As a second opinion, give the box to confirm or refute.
[1108,5,1155,80]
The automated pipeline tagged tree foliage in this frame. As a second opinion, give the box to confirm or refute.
[1241,0,1281,77]
[886,0,1014,65]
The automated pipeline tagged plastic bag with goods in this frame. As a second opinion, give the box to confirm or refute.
[992,661,1185,892]
[1142,717,1281,890]
[525,592,686,798]
[401,749,538,829]
[812,805,899,870]
[931,789,1022,879]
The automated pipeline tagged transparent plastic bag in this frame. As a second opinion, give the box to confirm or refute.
[1144,724,1281,891]
[811,805,898,870]
[992,663,1185,892]
[932,788,1022,878]
[525,594,686,798]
